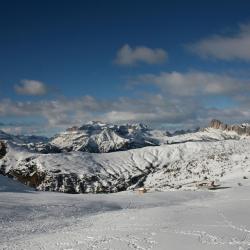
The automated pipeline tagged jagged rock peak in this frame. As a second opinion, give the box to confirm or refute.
[209,119,250,135]
[209,119,224,129]
[65,121,150,135]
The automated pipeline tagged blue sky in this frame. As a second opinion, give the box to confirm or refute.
[1,0,250,135]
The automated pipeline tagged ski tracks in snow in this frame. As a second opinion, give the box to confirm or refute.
[1,188,250,250]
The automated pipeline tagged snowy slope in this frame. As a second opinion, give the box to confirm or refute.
[1,120,250,194]
[0,130,61,154]
[166,127,242,144]
[1,184,250,249]
[1,135,250,193]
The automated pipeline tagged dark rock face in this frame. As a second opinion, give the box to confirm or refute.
[170,128,200,137]
[209,119,250,136]
[0,141,6,159]
[26,143,61,154]
[2,164,133,194]
[9,168,46,188]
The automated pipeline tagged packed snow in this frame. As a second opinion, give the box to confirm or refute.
[1,177,250,249]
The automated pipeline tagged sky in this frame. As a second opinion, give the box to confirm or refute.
[1,0,250,135]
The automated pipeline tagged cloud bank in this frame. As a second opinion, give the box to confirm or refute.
[135,71,250,97]
[1,70,250,134]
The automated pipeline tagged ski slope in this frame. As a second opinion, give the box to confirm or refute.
[1,182,250,249]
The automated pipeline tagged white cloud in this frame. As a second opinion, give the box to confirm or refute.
[114,44,167,65]
[134,71,250,96]
[188,23,250,61]
[0,88,248,134]
[14,79,48,96]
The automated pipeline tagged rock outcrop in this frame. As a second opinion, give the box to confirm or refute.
[0,141,6,159]
[209,119,250,136]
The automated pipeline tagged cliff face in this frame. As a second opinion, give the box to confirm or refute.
[0,141,6,159]
[209,119,250,136]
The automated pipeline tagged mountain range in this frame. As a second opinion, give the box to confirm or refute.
[0,119,249,193]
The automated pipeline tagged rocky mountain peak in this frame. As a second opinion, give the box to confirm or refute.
[51,121,158,153]
[209,119,225,129]
[209,119,250,136]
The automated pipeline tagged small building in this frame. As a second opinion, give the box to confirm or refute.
[196,180,220,189]
[136,187,147,194]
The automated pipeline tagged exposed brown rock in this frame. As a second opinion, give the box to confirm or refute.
[9,169,46,188]
[209,119,224,129]
[209,119,250,136]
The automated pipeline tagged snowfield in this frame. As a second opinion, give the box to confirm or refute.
[1,176,250,250]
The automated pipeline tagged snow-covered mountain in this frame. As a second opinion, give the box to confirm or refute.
[0,130,48,144]
[50,120,250,153]
[50,121,165,153]
[1,136,250,193]
[0,119,250,194]
[1,119,250,194]
[0,130,60,153]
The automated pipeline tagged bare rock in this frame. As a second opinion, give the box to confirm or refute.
[209,119,250,136]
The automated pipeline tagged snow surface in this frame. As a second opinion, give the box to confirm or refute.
[1,179,250,249]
